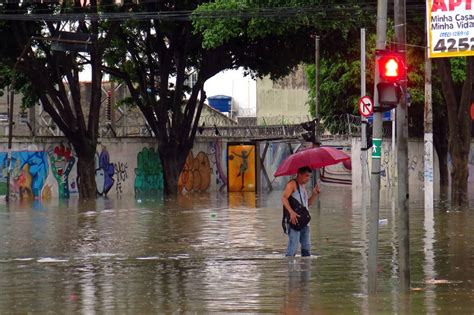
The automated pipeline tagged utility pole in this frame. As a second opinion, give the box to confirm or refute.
[424,25,434,210]
[368,0,388,295]
[395,0,410,293]
[424,34,434,210]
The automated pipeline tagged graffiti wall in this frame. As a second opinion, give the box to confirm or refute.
[178,140,227,193]
[0,138,234,199]
[262,142,300,191]
[134,147,164,197]
[351,138,439,192]
[227,144,257,192]
[4,136,474,199]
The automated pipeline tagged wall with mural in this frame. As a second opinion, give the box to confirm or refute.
[228,143,257,192]
[5,136,474,199]
[261,141,301,191]
[0,138,231,199]
[351,138,441,193]
[179,140,228,193]
[0,139,155,200]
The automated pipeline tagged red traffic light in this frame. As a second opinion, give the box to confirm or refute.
[377,52,405,82]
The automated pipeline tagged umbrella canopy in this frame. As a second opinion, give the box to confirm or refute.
[274,146,350,177]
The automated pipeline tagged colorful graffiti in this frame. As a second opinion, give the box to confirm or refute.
[207,140,227,188]
[134,147,163,197]
[268,143,293,190]
[49,144,76,199]
[228,144,256,192]
[0,151,49,199]
[178,151,212,192]
[95,147,115,196]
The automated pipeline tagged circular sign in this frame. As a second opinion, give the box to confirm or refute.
[358,96,374,118]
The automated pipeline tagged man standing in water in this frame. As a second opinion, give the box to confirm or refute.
[281,166,320,257]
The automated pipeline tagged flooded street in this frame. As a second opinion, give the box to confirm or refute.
[0,186,474,314]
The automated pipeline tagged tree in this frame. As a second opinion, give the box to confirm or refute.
[435,57,474,206]
[104,0,361,194]
[0,1,118,199]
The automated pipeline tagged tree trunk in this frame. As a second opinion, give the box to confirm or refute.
[76,148,97,200]
[433,113,449,198]
[435,57,473,207]
[450,143,469,206]
[159,144,189,195]
[438,150,449,198]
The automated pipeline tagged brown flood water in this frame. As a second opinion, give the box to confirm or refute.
[0,186,473,314]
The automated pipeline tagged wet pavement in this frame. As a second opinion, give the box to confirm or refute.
[0,186,473,314]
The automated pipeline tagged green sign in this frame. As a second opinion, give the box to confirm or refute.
[372,138,382,159]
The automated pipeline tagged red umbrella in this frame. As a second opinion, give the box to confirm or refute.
[274,146,350,177]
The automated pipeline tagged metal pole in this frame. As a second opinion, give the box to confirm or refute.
[6,87,14,203]
[361,28,368,195]
[314,35,321,185]
[368,0,388,295]
[395,0,410,293]
[424,35,434,211]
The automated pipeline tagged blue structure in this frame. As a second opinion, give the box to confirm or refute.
[368,111,392,123]
[208,95,232,113]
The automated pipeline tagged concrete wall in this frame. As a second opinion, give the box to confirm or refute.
[0,137,244,199]
[13,134,474,201]
[0,136,351,200]
[351,137,439,194]
[0,137,161,200]
[256,66,311,125]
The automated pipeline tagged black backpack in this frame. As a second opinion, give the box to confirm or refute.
[282,180,311,233]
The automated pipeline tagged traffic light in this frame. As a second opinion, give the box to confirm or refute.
[376,50,405,110]
[361,121,373,151]
[301,119,316,143]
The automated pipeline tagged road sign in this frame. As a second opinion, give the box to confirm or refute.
[358,96,374,118]
[372,138,382,159]
[368,110,392,123]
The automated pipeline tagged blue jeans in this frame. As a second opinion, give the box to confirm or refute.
[285,225,311,257]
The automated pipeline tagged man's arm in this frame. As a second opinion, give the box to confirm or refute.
[308,183,321,207]
[281,180,299,225]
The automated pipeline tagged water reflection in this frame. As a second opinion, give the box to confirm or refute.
[0,188,474,313]
[283,258,313,314]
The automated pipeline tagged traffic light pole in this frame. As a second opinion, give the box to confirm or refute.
[368,0,387,295]
[360,28,369,203]
[313,35,321,186]
[395,0,410,293]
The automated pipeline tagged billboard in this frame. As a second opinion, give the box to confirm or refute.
[427,0,474,58]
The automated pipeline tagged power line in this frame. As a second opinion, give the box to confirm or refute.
[0,3,426,22]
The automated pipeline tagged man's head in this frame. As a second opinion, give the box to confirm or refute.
[296,166,312,184]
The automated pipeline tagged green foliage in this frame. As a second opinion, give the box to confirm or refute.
[450,57,467,83]
[305,29,375,134]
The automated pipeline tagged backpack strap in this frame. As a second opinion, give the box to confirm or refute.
[292,179,304,205]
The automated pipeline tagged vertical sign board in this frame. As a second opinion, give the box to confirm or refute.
[372,138,382,159]
[427,0,474,58]
[228,143,257,192]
